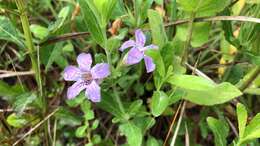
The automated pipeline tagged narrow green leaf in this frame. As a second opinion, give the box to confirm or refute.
[151,91,169,117]
[147,9,167,48]
[236,103,248,139]
[242,113,260,142]
[75,125,88,138]
[207,117,229,146]
[79,0,106,47]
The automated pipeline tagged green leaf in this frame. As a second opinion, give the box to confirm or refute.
[119,122,142,146]
[133,117,155,134]
[168,75,242,105]
[79,0,106,47]
[161,42,175,68]
[94,0,117,24]
[96,92,126,120]
[207,117,229,146]
[0,16,24,47]
[45,42,64,72]
[7,113,28,128]
[177,0,230,16]
[75,125,88,138]
[146,136,160,146]
[49,6,70,33]
[0,80,24,100]
[55,107,82,126]
[176,22,210,47]
[237,103,248,139]
[242,113,260,142]
[127,100,143,117]
[146,49,165,77]
[151,91,169,117]
[30,24,49,40]
[147,9,167,48]
[13,92,37,114]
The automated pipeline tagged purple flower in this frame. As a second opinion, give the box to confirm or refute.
[63,53,110,102]
[119,29,158,73]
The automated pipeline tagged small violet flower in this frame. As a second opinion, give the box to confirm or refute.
[119,29,158,73]
[63,53,110,102]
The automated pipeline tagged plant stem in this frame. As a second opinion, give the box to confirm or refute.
[237,66,260,91]
[15,0,47,145]
[181,12,196,64]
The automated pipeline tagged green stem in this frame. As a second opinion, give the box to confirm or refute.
[15,0,47,145]
[181,12,196,64]
[237,66,260,91]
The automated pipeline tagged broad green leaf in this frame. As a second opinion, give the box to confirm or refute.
[0,16,24,47]
[75,125,88,138]
[147,9,167,48]
[66,92,85,107]
[161,42,175,68]
[151,91,169,117]
[133,117,155,134]
[13,92,37,114]
[168,75,215,90]
[30,24,49,40]
[55,107,82,126]
[207,117,229,146]
[176,22,210,47]
[119,122,142,146]
[177,0,230,15]
[79,0,106,47]
[96,92,127,120]
[168,75,242,105]
[127,100,143,117]
[80,100,91,114]
[242,113,260,142]
[7,113,28,128]
[236,103,248,139]
[0,80,24,100]
[146,136,160,146]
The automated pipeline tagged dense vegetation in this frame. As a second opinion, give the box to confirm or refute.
[1,0,260,146]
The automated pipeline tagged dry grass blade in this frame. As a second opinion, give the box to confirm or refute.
[0,71,34,79]
[12,108,59,146]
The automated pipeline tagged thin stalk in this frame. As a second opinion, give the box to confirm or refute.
[181,12,196,64]
[237,66,260,91]
[15,0,47,145]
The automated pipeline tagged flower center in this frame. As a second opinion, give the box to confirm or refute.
[82,72,93,85]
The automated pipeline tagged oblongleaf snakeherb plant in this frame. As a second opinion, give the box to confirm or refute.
[1,0,260,146]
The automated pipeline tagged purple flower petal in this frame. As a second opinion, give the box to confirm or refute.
[119,40,136,52]
[135,29,146,46]
[141,44,159,51]
[85,81,101,102]
[67,81,87,99]
[123,47,144,65]
[91,63,110,79]
[77,53,92,71]
[144,56,155,73]
[63,66,81,81]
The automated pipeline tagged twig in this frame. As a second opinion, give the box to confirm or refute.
[170,101,187,146]
[226,117,239,137]
[40,32,90,46]
[0,71,34,79]
[163,103,182,146]
[185,123,190,146]
[185,63,215,83]
[12,108,59,146]
[40,16,260,45]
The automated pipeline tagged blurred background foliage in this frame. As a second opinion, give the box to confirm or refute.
[0,0,260,146]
